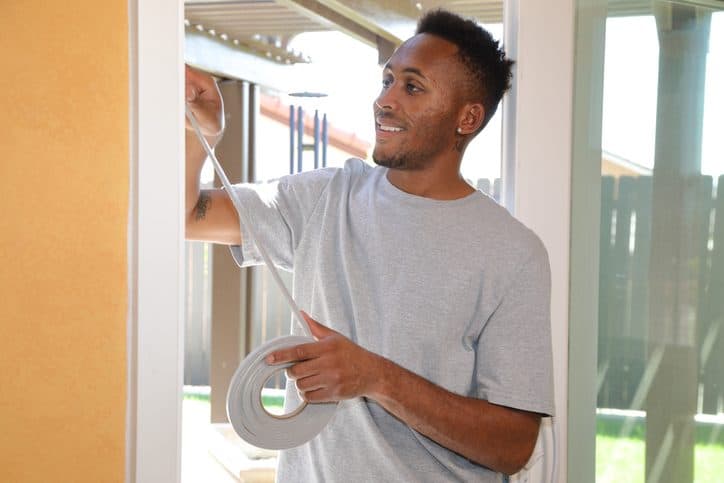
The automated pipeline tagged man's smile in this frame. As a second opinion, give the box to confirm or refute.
[377,124,404,133]
[375,117,407,138]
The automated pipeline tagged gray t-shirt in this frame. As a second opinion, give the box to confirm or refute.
[230,158,554,482]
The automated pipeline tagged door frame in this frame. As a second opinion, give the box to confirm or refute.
[125,0,577,481]
[126,0,185,481]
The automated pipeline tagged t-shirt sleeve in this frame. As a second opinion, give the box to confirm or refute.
[228,167,337,271]
[473,239,555,416]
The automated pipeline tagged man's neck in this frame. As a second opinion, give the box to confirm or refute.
[386,164,475,200]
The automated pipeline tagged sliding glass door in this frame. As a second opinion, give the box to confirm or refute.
[572,1,724,481]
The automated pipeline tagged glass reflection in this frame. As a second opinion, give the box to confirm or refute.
[597,3,723,482]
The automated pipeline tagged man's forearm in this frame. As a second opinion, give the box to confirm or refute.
[369,357,541,475]
[185,130,216,219]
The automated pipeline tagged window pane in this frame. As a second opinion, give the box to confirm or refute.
[596,4,724,483]
[460,23,504,203]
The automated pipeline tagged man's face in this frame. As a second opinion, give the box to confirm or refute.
[372,34,467,170]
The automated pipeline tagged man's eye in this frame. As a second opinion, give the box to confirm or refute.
[382,78,392,88]
[406,83,421,94]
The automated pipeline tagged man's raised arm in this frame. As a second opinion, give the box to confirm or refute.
[184,66,242,245]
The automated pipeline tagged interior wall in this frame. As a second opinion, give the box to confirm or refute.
[0,2,128,482]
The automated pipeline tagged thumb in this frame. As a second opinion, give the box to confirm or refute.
[301,311,334,340]
[186,85,198,102]
[185,65,199,102]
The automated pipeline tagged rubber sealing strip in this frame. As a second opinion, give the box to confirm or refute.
[226,335,337,449]
[185,105,337,449]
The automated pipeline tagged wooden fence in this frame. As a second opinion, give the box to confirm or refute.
[598,175,723,415]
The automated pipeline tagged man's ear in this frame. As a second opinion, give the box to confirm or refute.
[457,103,485,135]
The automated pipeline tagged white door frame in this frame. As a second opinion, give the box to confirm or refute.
[126,0,577,481]
[127,0,185,482]
[506,1,575,480]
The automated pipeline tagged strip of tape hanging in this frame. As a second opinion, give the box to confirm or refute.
[185,104,337,449]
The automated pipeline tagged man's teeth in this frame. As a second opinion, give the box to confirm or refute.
[379,125,404,132]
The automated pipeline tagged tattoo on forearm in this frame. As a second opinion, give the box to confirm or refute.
[194,192,212,221]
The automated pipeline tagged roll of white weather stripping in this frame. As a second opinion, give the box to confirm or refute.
[186,105,337,450]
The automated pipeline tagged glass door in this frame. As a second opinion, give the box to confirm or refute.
[573,1,724,481]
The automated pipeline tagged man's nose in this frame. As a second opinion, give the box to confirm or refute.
[374,87,398,111]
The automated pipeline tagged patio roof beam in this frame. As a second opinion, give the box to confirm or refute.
[276,0,402,63]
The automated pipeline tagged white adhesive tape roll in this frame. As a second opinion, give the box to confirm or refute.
[185,104,338,450]
[226,335,337,450]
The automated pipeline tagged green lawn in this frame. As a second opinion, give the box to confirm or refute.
[185,389,723,481]
[184,388,285,414]
[596,435,723,483]
[595,411,724,482]
[596,435,644,482]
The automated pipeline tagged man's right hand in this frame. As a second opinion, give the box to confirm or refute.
[185,65,224,138]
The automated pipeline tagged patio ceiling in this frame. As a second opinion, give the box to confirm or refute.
[183,0,696,92]
[184,0,504,65]
[185,0,711,67]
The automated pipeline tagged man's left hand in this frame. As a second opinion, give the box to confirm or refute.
[265,312,384,403]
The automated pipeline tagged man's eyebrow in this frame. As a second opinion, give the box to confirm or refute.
[384,63,428,80]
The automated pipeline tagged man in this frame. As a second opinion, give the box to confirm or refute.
[185,9,554,482]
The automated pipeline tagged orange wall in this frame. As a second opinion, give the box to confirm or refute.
[0,2,128,482]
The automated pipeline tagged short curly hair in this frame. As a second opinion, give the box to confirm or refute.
[416,9,514,131]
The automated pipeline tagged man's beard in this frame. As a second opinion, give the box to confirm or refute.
[371,120,452,171]
[372,151,428,170]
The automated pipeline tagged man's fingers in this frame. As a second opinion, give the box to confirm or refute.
[185,84,196,102]
[185,65,219,100]
[285,359,320,381]
[294,373,325,393]
[301,388,333,403]
[266,341,319,365]
[185,66,203,101]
